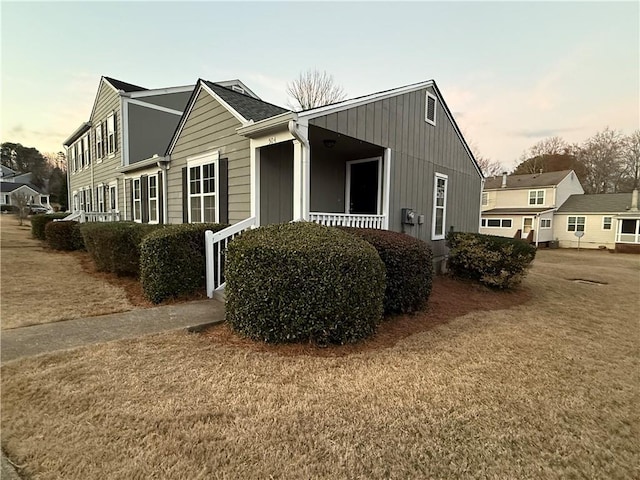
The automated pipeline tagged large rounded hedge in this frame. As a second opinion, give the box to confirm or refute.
[140,223,228,304]
[44,220,84,251]
[339,228,433,314]
[225,222,386,345]
[31,213,69,240]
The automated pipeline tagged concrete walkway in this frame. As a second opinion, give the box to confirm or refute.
[1,299,225,364]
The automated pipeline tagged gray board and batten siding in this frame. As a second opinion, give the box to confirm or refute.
[127,104,183,164]
[260,141,294,225]
[309,85,482,259]
[166,88,251,224]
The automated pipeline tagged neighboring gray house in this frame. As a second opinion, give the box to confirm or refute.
[555,190,640,253]
[163,78,482,267]
[1,165,51,210]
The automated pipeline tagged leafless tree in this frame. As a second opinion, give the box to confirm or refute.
[468,143,503,177]
[10,192,29,226]
[577,127,625,193]
[286,69,347,111]
[622,130,640,190]
[513,136,571,174]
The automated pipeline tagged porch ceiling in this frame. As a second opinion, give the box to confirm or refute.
[309,126,383,158]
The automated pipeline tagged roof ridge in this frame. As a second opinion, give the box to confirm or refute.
[204,80,288,111]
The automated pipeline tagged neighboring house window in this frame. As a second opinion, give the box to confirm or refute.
[95,123,104,160]
[70,145,77,172]
[4,194,10,204]
[567,216,585,232]
[40,195,47,204]
[482,218,512,228]
[83,134,90,166]
[188,156,218,223]
[431,173,448,240]
[529,189,545,205]
[481,192,488,206]
[107,113,116,155]
[109,184,118,211]
[73,192,79,211]
[425,92,437,126]
[602,216,612,230]
[540,218,552,229]
[97,186,105,213]
[148,174,158,223]
[132,178,141,222]
[85,188,93,212]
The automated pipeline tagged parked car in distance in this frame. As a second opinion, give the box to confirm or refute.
[28,205,51,215]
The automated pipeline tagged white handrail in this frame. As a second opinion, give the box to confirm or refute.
[309,212,385,229]
[205,216,257,298]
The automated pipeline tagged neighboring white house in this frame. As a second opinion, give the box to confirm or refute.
[0,166,51,210]
[480,170,584,245]
[555,190,640,253]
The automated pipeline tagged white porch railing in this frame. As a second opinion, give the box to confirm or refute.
[59,211,120,223]
[615,232,640,244]
[309,212,386,229]
[205,216,256,298]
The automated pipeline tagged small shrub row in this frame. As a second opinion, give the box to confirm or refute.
[225,222,386,345]
[80,222,163,277]
[31,213,69,240]
[140,223,229,304]
[339,227,434,314]
[44,221,84,251]
[446,232,536,289]
[1,205,18,213]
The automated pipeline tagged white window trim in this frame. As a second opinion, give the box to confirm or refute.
[106,112,116,157]
[567,216,586,232]
[540,218,552,229]
[83,133,90,167]
[431,172,448,240]
[95,122,104,163]
[425,92,437,126]
[109,181,118,212]
[481,217,513,228]
[97,184,105,213]
[187,151,220,223]
[528,189,545,206]
[481,192,488,206]
[132,178,142,223]
[148,174,159,224]
[602,216,612,231]
[344,157,383,215]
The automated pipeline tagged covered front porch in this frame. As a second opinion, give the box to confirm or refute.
[243,120,391,229]
[615,214,640,253]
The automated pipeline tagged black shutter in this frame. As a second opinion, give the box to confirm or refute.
[141,175,149,223]
[182,167,188,223]
[158,172,164,224]
[126,178,133,221]
[219,158,229,224]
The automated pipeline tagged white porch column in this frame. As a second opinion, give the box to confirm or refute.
[293,139,311,221]
[250,143,261,225]
[382,148,392,229]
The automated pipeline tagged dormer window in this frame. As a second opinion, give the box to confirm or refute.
[528,189,545,205]
[425,92,436,126]
[231,85,245,94]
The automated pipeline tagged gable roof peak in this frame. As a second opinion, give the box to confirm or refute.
[103,76,147,93]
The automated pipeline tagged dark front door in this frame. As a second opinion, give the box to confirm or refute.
[349,159,379,214]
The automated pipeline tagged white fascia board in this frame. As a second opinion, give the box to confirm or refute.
[236,112,296,138]
[297,81,434,121]
[118,155,169,174]
[165,84,204,155]
[125,98,184,116]
[200,82,248,124]
[128,85,195,98]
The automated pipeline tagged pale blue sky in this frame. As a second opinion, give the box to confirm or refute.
[1,1,638,170]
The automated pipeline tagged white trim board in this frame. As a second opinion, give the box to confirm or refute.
[129,85,194,98]
[125,98,184,116]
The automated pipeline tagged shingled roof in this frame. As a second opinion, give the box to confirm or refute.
[556,193,635,213]
[203,81,288,122]
[104,76,147,93]
[484,170,573,189]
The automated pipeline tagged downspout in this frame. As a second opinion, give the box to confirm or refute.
[65,146,71,212]
[535,212,540,247]
[158,157,169,224]
[479,177,485,231]
[288,119,310,221]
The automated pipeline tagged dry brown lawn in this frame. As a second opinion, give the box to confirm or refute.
[0,215,136,330]
[1,249,639,479]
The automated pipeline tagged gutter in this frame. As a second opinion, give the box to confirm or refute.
[288,119,310,221]
[237,112,296,137]
[63,122,92,147]
[117,154,169,174]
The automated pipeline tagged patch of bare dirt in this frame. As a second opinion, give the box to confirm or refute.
[201,276,531,357]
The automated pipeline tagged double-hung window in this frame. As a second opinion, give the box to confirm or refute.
[432,173,448,240]
[97,186,105,213]
[540,218,552,229]
[529,189,545,205]
[95,123,104,160]
[187,152,218,223]
[602,216,612,230]
[132,178,142,222]
[70,145,77,172]
[78,141,85,169]
[567,216,585,232]
[106,113,116,155]
[83,134,90,166]
[148,175,158,223]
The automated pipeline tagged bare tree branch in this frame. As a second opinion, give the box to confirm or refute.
[286,69,347,111]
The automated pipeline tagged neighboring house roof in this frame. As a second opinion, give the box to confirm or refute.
[482,207,555,215]
[484,170,573,190]
[0,181,45,195]
[203,81,288,122]
[1,165,17,178]
[556,193,634,213]
[104,76,147,92]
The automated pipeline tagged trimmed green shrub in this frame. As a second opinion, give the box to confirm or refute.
[80,222,163,277]
[1,205,18,214]
[339,228,433,314]
[447,232,536,289]
[225,222,386,345]
[140,223,229,303]
[44,220,84,251]
[31,213,69,240]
